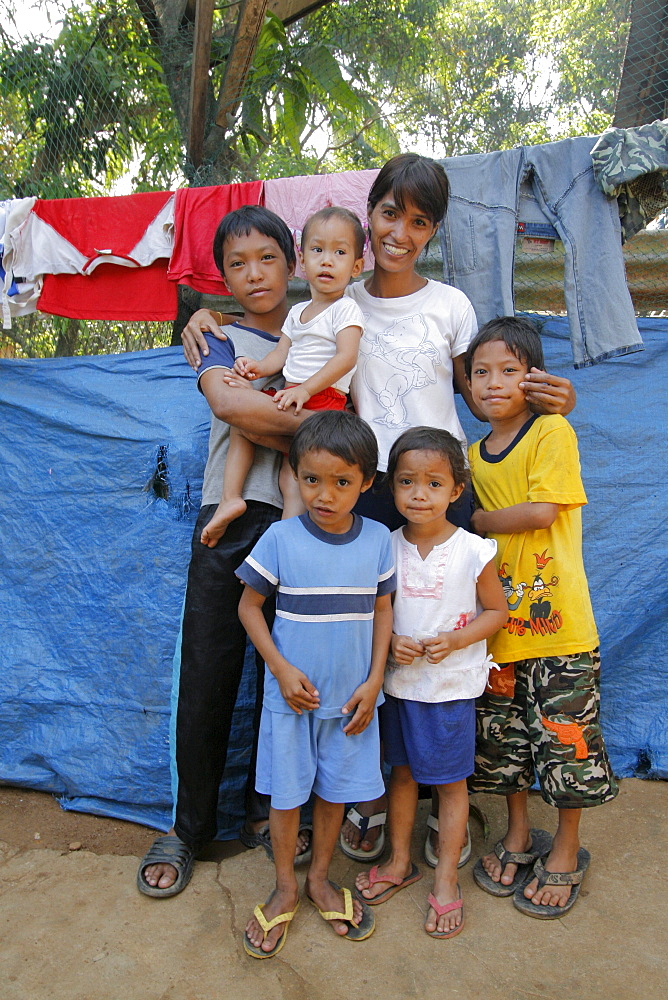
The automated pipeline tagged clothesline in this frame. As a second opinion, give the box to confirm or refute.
[3,123,667,365]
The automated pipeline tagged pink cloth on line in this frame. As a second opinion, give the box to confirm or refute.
[263,169,379,278]
[168,181,263,295]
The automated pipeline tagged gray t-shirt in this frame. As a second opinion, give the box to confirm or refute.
[200,321,283,509]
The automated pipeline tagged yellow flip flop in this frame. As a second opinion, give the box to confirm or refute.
[308,882,375,941]
[243,899,300,959]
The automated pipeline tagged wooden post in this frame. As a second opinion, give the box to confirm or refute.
[188,0,216,170]
[214,0,270,134]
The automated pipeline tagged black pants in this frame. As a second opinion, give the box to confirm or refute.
[173,501,280,850]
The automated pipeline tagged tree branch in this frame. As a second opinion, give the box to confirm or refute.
[134,0,162,47]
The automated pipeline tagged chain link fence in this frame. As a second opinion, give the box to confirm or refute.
[1,0,666,358]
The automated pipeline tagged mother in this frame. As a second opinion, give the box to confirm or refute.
[182,152,574,861]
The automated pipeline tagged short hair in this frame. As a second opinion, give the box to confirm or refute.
[212,204,296,277]
[289,410,378,481]
[368,153,449,227]
[386,426,469,488]
[464,316,545,379]
[301,206,366,259]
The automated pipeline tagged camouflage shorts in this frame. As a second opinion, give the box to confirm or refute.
[469,648,618,809]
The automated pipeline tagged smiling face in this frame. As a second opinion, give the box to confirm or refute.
[220,227,293,322]
[467,339,532,423]
[299,215,365,300]
[295,448,373,534]
[367,193,437,276]
[392,449,464,528]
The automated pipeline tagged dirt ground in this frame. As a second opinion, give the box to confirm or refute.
[0,785,159,857]
[1,778,667,1000]
[0,784,246,864]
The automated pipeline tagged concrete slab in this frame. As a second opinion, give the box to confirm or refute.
[0,778,665,1000]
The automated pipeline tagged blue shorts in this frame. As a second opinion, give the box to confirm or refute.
[380,694,475,785]
[256,707,385,810]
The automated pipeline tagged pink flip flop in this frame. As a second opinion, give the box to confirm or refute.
[355,862,422,905]
[426,885,464,939]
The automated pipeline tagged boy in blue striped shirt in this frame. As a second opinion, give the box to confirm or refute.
[236,410,395,958]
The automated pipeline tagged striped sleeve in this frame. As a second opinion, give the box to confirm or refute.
[377,529,396,596]
[196,331,236,393]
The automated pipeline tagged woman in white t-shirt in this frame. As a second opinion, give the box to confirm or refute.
[345,154,478,532]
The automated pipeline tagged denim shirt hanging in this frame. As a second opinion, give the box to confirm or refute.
[439,136,644,368]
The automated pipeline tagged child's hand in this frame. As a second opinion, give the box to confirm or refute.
[274,664,320,714]
[422,632,461,663]
[273,385,311,413]
[222,371,256,390]
[341,681,379,735]
[233,356,262,379]
[391,633,424,665]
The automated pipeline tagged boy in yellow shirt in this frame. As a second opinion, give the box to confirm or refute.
[465,316,617,919]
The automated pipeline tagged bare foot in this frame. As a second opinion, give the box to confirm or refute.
[296,826,311,858]
[306,878,365,937]
[480,826,531,888]
[355,859,415,901]
[340,796,387,853]
[142,827,178,890]
[523,840,580,908]
[200,498,247,547]
[245,887,299,954]
[426,876,463,936]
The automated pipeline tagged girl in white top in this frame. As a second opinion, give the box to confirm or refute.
[354,427,507,939]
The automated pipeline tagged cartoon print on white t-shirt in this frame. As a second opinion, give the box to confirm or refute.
[357,313,441,427]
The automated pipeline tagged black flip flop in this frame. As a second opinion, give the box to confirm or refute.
[136,834,195,898]
[472,828,553,897]
[242,823,313,866]
[513,847,591,919]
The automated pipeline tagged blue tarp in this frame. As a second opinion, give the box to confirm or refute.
[0,317,665,837]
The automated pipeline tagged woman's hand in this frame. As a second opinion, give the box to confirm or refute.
[520,368,576,415]
[181,309,228,370]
